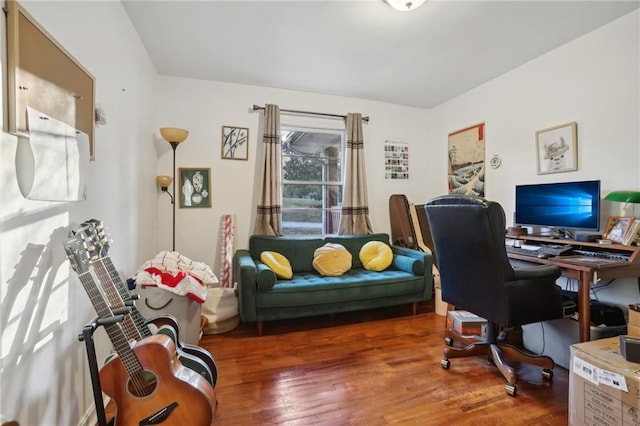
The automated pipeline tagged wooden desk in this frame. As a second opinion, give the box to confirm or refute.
[506,235,640,342]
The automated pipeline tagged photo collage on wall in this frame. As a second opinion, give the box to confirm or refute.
[384,139,409,179]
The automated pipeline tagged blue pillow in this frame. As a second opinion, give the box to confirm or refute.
[393,255,424,276]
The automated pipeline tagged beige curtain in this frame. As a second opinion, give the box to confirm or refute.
[339,113,373,235]
[253,104,282,235]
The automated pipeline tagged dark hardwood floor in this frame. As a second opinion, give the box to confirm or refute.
[203,302,568,425]
[102,302,569,425]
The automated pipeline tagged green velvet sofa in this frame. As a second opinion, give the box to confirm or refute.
[235,233,433,335]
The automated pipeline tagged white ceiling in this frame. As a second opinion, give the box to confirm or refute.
[122,0,640,109]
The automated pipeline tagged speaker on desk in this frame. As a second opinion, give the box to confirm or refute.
[575,232,601,242]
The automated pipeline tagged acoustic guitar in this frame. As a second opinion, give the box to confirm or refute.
[64,227,216,425]
[80,219,218,386]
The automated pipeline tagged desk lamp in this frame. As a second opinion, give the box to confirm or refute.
[159,127,189,251]
[604,191,640,217]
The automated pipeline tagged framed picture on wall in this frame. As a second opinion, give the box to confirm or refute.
[536,122,577,174]
[221,126,249,160]
[447,123,485,197]
[179,168,211,208]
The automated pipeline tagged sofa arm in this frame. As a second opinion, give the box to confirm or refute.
[391,245,434,301]
[235,249,259,322]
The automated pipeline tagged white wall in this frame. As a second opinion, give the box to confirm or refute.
[427,11,640,306]
[0,1,158,424]
[0,2,637,424]
[154,78,431,271]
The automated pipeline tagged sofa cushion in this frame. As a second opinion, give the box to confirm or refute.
[249,236,324,273]
[359,241,393,271]
[325,233,390,269]
[260,251,293,279]
[255,269,424,308]
[312,243,352,276]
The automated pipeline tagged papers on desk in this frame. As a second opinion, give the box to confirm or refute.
[552,255,628,268]
[505,239,540,251]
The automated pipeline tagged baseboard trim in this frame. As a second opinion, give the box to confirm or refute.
[78,396,111,426]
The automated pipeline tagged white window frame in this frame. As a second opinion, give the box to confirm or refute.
[281,120,345,236]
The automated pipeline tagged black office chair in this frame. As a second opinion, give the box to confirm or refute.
[425,195,564,396]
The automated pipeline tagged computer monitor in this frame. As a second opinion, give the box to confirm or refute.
[515,180,601,235]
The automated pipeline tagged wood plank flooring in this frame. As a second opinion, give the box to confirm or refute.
[202,302,568,425]
[102,302,569,425]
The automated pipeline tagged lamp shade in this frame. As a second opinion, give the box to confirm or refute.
[156,175,173,189]
[160,127,189,144]
[385,0,426,11]
[604,191,640,204]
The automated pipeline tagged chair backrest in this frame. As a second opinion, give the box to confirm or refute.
[425,195,516,323]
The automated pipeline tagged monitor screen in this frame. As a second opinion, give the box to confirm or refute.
[515,180,601,232]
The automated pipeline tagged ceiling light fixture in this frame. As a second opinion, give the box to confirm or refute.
[385,0,426,12]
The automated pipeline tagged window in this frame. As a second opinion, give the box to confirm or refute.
[281,125,344,236]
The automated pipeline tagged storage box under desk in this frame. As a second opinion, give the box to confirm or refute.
[523,318,627,370]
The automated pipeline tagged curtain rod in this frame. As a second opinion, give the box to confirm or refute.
[252,104,369,123]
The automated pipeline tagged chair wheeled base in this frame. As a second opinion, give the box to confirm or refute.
[441,325,554,397]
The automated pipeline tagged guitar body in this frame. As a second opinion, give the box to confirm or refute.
[148,315,218,386]
[100,334,216,426]
[103,326,216,387]
[156,324,217,386]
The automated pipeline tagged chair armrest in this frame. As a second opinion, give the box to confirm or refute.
[513,264,561,281]
[235,250,258,322]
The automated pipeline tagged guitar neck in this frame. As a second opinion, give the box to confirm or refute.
[102,255,152,338]
[77,270,144,377]
[92,258,145,342]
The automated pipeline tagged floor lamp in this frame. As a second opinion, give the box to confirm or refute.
[158,127,189,251]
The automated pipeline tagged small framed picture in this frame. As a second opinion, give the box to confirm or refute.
[221,126,249,160]
[603,216,634,244]
[179,168,211,208]
[536,122,577,174]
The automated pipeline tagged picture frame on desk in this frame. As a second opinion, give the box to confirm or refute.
[603,216,634,244]
[622,219,640,246]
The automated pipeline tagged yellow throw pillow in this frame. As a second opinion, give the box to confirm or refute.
[312,243,352,276]
[260,251,293,279]
[359,241,393,271]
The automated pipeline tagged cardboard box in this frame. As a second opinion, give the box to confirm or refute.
[628,325,640,338]
[446,310,487,336]
[569,337,640,425]
[629,308,640,338]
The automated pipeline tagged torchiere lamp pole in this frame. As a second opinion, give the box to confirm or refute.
[159,127,189,251]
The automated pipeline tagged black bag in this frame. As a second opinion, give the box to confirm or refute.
[589,301,626,326]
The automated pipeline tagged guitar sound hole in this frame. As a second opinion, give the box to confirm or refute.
[127,369,158,398]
